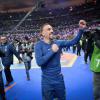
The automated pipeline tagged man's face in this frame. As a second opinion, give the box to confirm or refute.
[42,24,54,40]
[0,36,7,44]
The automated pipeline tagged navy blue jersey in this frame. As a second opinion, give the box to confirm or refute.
[35,29,84,77]
[0,42,21,66]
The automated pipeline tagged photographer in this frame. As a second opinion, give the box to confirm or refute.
[21,38,33,81]
[90,27,100,100]
[83,28,94,64]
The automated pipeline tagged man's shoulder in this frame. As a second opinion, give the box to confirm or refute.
[35,40,43,47]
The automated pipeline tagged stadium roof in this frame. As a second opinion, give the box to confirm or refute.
[0,0,92,12]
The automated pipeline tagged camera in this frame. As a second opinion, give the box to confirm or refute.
[83,26,100,48]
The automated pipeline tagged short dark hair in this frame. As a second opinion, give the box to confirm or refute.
[0,35,7,39]
[40,23,50,33]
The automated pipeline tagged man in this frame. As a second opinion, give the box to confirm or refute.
[90,27,100,100]
[0,36,22,86]
[35,20,86,100]
[84,31,94,64]
[0,50,6,100]
[21,38,33,81]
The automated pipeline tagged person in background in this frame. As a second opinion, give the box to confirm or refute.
[0,36,22,86]
[84,33,94,64]
[21,38,33,80]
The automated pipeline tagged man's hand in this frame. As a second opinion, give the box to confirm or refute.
[51,44,59,52]
[79,20,87,29]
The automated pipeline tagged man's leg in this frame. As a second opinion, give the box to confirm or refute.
[42,78,54,100]
[0,71,6,100]
[84,52,88,64]
[79,49,81,56]
[54,75,66,100]
[24,62,30,81]
[42,85,54,100]
[93,72,100,100]
[89,52,92,61]
[4,66,13,86]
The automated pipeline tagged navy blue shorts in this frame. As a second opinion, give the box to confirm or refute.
[42,74,66,100]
